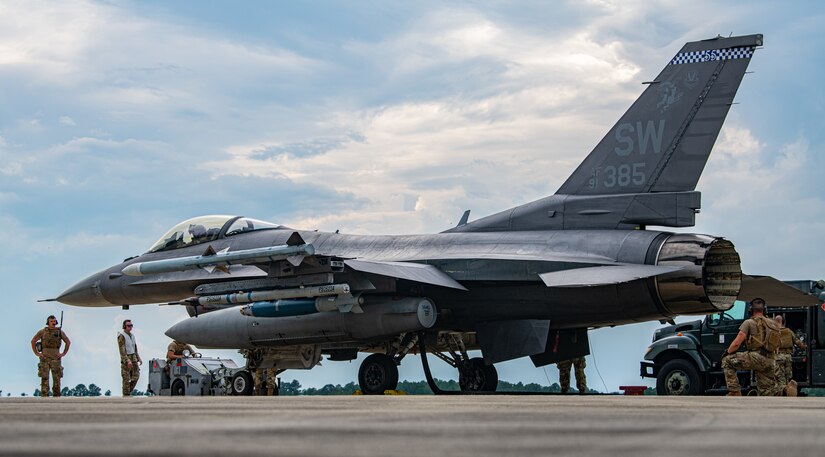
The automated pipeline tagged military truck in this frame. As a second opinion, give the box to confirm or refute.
[147,356,254,396]
[641,279,825,395]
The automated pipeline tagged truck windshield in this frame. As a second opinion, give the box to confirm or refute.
[708,300,747,326]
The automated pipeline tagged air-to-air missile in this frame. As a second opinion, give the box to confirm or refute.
[239,294,364,318]
[180,283,351,307]
[122,243,315,276]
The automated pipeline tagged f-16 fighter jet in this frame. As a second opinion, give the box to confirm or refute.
[53,34,761,394]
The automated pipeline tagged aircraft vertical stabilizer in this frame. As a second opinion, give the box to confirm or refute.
[557,34,763,195]
[449,34,762,232]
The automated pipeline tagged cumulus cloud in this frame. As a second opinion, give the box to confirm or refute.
[203,8,665,235]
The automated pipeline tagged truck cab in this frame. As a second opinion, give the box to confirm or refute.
[641,280,825,395]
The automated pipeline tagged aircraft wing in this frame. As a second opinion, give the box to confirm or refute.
[538,265,684,287]
[344,259,468,291]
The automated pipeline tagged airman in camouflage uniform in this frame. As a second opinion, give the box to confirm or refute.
[118,319,142,396]
[557,357,587,394]
[253,368,279,396]
[721,298,779,396]
[774,315,806,396]
[166,339,199,362]
[30,315,70,397]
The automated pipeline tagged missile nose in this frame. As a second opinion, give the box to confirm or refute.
[56,271,112,307]
[165,319,194,342]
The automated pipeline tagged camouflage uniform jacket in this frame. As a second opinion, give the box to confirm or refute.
[779,328,805,355]
[167,340,195,361]
[34,327,65,359]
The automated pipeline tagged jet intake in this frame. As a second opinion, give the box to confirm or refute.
[654,234,742,315]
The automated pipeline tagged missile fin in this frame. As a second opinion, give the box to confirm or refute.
[202,265,216,274]
[286,232,306,247]
[203,245,217,256]
[216,265,230,274]
[349,302,364,314]
[337,303,353,313]
[287,255,306,267]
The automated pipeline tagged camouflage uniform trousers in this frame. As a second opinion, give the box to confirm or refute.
[253,368,278,395]
[37,357,63,397]
[722,351,778,396]
[774,352,793,389]
[557,357,587,394]
[121,354,140,396]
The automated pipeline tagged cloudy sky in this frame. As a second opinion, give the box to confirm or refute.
[1,0,823,396]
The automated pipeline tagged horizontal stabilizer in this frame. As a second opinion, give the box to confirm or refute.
[738,275,821,307]
[539,264,683,287]
[344,259,468,291]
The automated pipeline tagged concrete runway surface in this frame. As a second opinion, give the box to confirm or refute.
[1,395,824,456]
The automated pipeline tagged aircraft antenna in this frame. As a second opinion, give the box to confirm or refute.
[588,339,609,393]
[542,366,553,388]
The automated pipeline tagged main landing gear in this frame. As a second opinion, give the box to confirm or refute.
[357,333,419,395]
[356,332,499,395]
[417,332,498,394]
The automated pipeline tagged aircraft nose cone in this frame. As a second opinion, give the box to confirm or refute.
[56,271,111,307]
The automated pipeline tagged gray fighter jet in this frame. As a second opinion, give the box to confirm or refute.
[54,34,761,394]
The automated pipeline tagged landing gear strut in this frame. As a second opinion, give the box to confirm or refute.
[420,332,498,393]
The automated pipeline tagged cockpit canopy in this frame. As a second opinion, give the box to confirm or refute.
[147,215,281,253]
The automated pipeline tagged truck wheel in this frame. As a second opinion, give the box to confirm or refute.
[358,354,398,395]
[459,357,498,392]
[231,371,254,396]
[171,379,186,396]
[656,359,704,395]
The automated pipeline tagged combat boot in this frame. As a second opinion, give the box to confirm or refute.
[726,391,742,397]
[785,380,798,397]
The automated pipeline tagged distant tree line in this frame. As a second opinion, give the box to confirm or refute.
[278,379,603,395]
[7,380,659,397]
[33,384,112,397]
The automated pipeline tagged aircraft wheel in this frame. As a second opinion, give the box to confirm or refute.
[170,379,186,396]
[656,359,704,395]
[459,357,498,392]
[358,354,399,395]
[231,371,254,396]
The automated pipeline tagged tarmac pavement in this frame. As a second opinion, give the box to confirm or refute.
[1,395,824,456]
